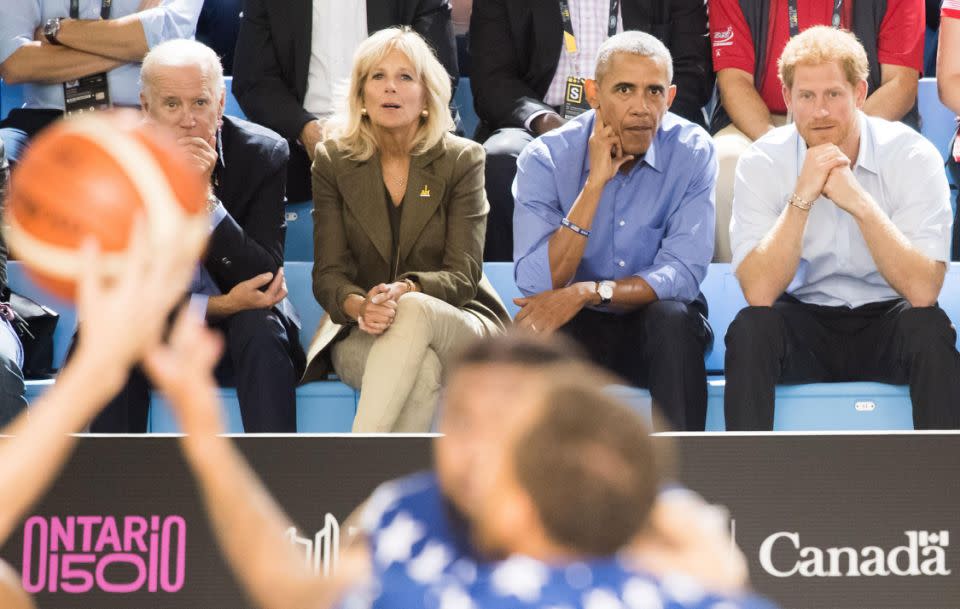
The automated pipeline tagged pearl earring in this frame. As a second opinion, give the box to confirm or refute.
[361,107,368,116]
[421,109,429,118]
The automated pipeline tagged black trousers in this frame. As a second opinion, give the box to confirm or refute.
[724,295,960,430]
[481,127,536,262]
[559,296,713,431]
[87,308,305,433]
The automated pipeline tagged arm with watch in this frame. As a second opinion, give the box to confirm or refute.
[513,112,660,334]
[735,142,847,307]
[38,0,201,63]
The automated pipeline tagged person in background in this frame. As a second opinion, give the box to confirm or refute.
[708,0,924,262]
[232,0,458,203]
[937,0,960,259]
[0,138,27,424]
[0,0,201,163]
[470,0,712,261]
[512,31,716,432]
[86,39,305,433]
[305,28,508,433]
[726,26,959,431]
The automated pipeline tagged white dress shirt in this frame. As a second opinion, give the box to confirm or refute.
[302,0,368,117]
[730,112,952,308]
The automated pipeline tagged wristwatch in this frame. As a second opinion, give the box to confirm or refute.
[596,280,615,305]
[43,18,64,45]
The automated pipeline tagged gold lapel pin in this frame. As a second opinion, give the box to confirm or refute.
[419,184,431,198]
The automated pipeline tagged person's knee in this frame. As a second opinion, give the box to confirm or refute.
[725,306,783,353]
[393,291,435,327]
[482,128,531,161]
[896,306,956,353]
[226,309,290,354]
[644,300,698,337]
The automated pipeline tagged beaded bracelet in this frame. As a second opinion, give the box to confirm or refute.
[560,217,591,237]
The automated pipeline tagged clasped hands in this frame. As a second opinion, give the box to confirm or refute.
[357,281,415,336]
[796,142,870,217]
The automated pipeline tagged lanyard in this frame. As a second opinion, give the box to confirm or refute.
[788,0,842,38]
[559,0,619,54]
[70,0,113,20]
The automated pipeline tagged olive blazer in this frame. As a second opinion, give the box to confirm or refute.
[301,132,510,383]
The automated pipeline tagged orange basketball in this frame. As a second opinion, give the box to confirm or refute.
[3,110,208,300]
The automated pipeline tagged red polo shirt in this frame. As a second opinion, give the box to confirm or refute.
[709,0,924,114]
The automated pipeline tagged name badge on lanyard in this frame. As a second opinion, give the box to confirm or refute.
[63,0,113,116]
[788,0,842,38]
[558,0,618,119]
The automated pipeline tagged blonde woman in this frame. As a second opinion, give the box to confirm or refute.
[303,28,509,433]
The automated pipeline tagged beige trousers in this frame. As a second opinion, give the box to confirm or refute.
[331,292,489,433]
[713,115,788,263]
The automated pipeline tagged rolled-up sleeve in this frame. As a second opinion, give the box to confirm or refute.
[729,145,782,272]
[0,0,40,66]
[512,142,563,296]
[890,140,953,262]
[635,142,717,303]
[137,0,202,49]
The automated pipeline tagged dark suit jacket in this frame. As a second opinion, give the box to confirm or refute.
[232,0,458,145]
[206,115,300,337]
[469,0,713,133]
[302,133,510,382]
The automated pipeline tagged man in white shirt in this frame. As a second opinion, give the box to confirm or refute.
[726,26,960,431]
[231,0,458,202]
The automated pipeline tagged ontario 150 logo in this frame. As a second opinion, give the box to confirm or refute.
[759,530,951,578]
[21,515,186,594]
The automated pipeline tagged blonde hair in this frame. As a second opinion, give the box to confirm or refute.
[778,26,869,90]
[329,28,454,161]
[141,39,225,97]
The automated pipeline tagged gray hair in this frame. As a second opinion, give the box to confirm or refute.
[141,39,225,96]
[595,31,673,84]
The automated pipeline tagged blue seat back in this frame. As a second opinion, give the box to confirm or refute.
[1,80,25,121]
[482,261,522,318]
[283,261,322,350]
[284,200,314,261]
[454,76,479,139]
[918,77,956,162]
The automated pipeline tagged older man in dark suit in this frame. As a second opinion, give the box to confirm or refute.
[470,0,712,261]
[85,39,305,433]
[231,0,458,203]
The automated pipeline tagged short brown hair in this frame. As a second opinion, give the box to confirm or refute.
[513,381,661,556]
[778,26,869,90]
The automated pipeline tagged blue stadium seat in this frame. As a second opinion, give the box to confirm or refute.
[284,200,314,261]
[918,77,955,162]
[454,76,479,139]
[0,80,25,121]
[222,76,246,120]
[16,258,960,432]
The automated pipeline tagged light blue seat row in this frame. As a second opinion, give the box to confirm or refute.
[11,260,949,432]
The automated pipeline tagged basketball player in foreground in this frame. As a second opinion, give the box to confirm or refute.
[146,327,775,609]
[0,219,205,609]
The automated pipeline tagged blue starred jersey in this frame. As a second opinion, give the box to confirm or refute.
[344,472,779,609]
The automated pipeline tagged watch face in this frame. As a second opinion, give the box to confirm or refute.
[599,283,614,299]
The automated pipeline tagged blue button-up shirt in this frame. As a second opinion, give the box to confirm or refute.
[513,110,717,305]
[0,0,201,110]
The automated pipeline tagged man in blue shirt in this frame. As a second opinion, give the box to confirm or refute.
[0,0,201,163]
[513,31,717,431]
